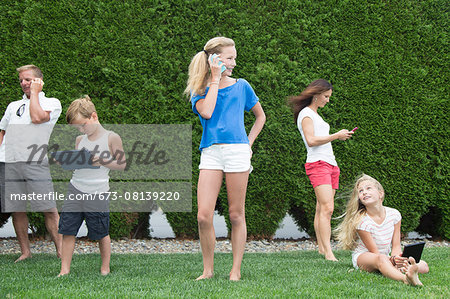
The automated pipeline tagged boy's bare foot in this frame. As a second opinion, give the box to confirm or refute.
[195,272,213,280]
[405,257,423,286]
[229,271,241,281]
[14,253,31,263]
[101,266,110,276]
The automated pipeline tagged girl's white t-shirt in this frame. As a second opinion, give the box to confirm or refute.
[352,206,402,266]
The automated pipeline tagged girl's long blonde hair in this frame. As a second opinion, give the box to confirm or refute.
[184,37,235,98]
[335,174,385,250]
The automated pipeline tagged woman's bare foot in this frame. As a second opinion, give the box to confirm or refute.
[14,253,32,263]
[57,271,69,277]
[324,252,338,262]
[229,271,241,281]
[316,239,325,255]
[405,257,423,286]
[196,272,213,280]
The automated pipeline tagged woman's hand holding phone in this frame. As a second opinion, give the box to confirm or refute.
[209,53,226,76]
[337,129,353,141]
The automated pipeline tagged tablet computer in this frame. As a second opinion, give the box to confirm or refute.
[402,242,425,262]
[51,149,100,170]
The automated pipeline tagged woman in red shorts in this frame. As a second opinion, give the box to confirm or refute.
[289,79,353,261]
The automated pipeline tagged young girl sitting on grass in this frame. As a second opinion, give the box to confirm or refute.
[335,174,429,286]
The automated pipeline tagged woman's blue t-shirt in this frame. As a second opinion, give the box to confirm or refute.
[191,79,259,151]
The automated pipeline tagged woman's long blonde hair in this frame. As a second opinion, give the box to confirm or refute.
[335,174,385,250]
[184,37,235,98]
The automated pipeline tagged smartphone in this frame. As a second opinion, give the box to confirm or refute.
[351,127,358,132]
[210,54,226,73]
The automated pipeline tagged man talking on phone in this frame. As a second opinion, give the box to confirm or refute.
[0,65,62,262]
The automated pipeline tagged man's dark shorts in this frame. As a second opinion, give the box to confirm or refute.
[58,183,109,240]
[0,163,11,220]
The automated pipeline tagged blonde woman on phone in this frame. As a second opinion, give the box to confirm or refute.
[185,37,265,281]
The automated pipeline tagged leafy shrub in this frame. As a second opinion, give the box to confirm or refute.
[0,213,11,229]
[27,212,47,237]
[2,0,448,239]
[109,212,140,239]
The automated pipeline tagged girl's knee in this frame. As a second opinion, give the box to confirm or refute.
[197,212,213,227]
[376,254,390,268]
[228,211,245,227]
[418,261,429,274]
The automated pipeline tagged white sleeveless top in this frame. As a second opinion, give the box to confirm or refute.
[70,130,112,194]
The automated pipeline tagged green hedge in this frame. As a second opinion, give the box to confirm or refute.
[0,0,448,239]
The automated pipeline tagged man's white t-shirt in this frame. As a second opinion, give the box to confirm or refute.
[0,92,61,162]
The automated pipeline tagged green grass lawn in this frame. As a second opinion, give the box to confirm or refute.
[1,247,448,298]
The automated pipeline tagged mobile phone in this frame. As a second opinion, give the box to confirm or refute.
[210,54,226,73]
[351,127,358,132]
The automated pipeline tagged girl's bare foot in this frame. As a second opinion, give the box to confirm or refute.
[14,253,32,263]
[405,257,423,286]
[196,272,213,280]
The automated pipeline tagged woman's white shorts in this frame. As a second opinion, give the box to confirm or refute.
[199,144,252,173]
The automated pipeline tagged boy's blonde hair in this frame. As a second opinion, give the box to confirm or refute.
[334,174,385,250]
[66,95,96,124]
[184,37,235,98]
[16,64,43,79]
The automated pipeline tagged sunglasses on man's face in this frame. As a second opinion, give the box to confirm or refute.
[16,104,25,117]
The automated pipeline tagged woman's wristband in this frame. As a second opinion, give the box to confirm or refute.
[210,81,219,85]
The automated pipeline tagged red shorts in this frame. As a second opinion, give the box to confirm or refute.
[305,160,340,189]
